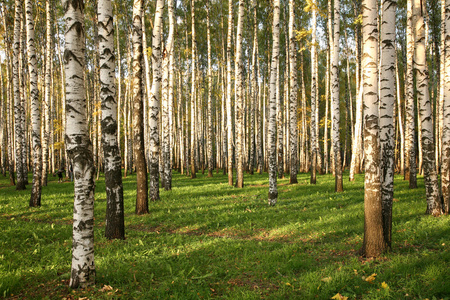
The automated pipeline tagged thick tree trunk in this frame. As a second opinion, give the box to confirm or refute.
[361,0,388,257]
[63,0,96,288]
[25,0,41,206]
[268,0,280,206]
[99,0,125,239]
[379,0,396,248]
[413,0,443,216]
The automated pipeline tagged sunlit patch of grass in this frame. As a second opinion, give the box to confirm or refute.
[0,171,449,299]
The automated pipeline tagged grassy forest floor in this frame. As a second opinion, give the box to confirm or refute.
[0,169,449,299]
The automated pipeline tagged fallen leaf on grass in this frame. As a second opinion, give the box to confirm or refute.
[100,285,113,292]
[331,293,348,300]
[363,273,377,283]
[321,277,332,283]
[381,281,389,289]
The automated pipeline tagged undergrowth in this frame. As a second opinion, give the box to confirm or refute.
[0,170,449,299]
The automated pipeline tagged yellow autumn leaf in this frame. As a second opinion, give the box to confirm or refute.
[331,293,348,300]
[364,273,377,283]
[381,281,389,289]
[285,282,291,286]
[321,277,332,283]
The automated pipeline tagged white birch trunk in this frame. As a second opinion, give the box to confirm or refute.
[13,0,25,190]
[99,0,125,239]
[413,0,443,216]
[226,0,233,185]
[442,0,450,214]
[268,0,280,206]
[331,0,343,192]
[25,0,41,205]
[379,0,396,247]
[310,0,318,184]
[149,0,164,200]
[235,0,244,187]
[405,0,417,188]
[64,0,96,288]
[289,0,298,184]
[361,0,387,257]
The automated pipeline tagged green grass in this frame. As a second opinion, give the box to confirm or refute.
[0,170,449,299]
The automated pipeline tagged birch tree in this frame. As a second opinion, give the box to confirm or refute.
[379,0,396,247]
[331,0,343,192]
[413,0,443,216]
[98,0,124,239]
[25,0,41,206]
[206,0,213,178]
[42,0,52,187]
[361,0,387,257]
[190,0,197,179]
[162,0,174,189]
[226,0,233,186]
[289,0,298,184]
[63,0,96,287]
[132,0,149,212]
[442,0,450,214]
[149,0,164,200]
[235,0,244,188]
[310,0,318,184]
[268,0,280,206]
[405,0,417,188]
[13,0,25,190]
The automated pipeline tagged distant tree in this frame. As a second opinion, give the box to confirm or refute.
[310,0,318,184]
[226,0,233,186]
[206,0,213,178]
[443,0,450,214]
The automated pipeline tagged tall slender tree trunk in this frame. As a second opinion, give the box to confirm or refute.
[405,0,418,188]
[268,0,280,206]
[413,0,443,216]
[206,0,213,178]
[235,0,244,188]
[226,0,233,186]
[13,0,25,190]
[289,0,298,184]
[442,0,450,214]
[190,0,197,179]
[99,0,125,239]
[149,0,164,201]
[379,0,396,248]
[132,0,149,213]
[310,0,318,184]
[64,0,96,288]
[25,0,41,206]
[162,0,174,190]
[331,0,343,192]
[361,0,388,257]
